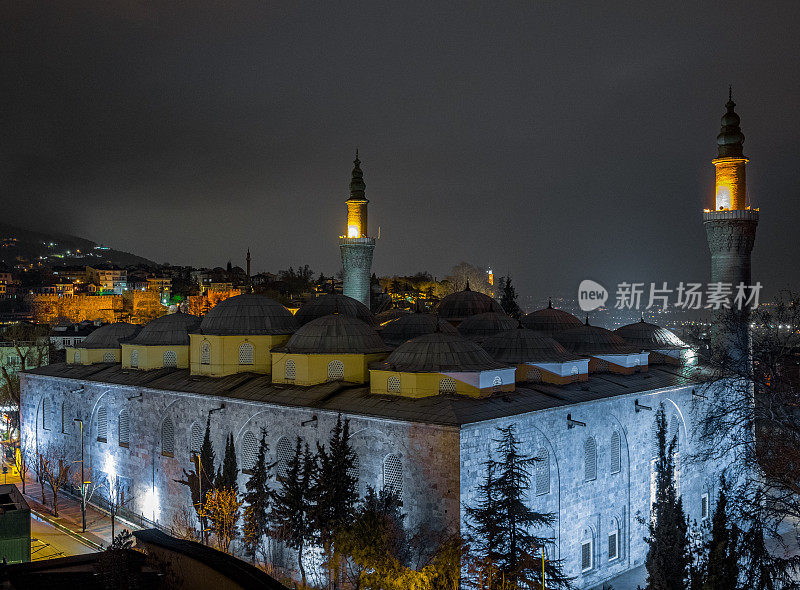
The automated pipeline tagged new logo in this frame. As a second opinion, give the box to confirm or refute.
[578,280,608,312]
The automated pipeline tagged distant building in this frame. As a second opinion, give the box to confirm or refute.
[50,322,99,351]
[86,266,128,294]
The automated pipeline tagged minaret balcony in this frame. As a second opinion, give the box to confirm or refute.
[339,236,376,245]
[702,209,759,222]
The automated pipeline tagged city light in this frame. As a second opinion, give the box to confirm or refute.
[347,225,359,238]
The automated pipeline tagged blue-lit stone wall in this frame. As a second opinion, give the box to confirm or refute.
[339,237,375,310]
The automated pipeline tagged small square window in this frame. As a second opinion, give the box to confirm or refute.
[581,541,593,572]
[701,493,709,520]
[608,531,618,561]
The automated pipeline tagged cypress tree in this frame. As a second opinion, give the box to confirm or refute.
[500,277,522,319]
[243,428,271,563]
[702,483,738,590]
[198,417,216,544]
[217,433,239,494]
[644,406,690,590]
[737,512,798,590]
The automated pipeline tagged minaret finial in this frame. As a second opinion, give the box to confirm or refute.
[548,297,552,309]
[465,279,471,292]
[348,150,366,201]
[585,315,589,326]
[729,85,732,102]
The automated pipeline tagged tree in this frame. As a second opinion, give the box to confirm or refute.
[465,424,571,589]
[41,443,73,517]
[699,482,738,590]
[0,322,50,434]
[199,417,216,541]
[270,438,316,586]
[14,431,32,495]
[199,487,243,552]
[243,428,271,563]
[643,406,690,590]
[499,277,522,319]
[216,432,239,494]
[442,263,492,297]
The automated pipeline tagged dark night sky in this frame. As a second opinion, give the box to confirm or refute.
[2,2,799,301]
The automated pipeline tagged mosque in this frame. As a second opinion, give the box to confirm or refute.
[21,97,754,588]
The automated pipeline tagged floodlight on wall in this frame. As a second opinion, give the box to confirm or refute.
[567,414,586,429]
[127,392,143,401]
[635,399,652,413]
[208,404,225,416]
[301,415,318,428]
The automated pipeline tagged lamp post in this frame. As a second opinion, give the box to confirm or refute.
[74,418,86,532]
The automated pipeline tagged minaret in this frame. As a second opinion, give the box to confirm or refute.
[246,248,252,293]
[703,90,758,364]
[339,151,375,308]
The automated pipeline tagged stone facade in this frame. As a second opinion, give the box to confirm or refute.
[339,237,375,309]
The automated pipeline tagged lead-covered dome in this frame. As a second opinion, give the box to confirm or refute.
[437,285,503,322]
[375,332,507,372]
[295,294,375,327]
[553,321,640,356]
[614,319,688,351]
[380,313,457,347]
[198,294,296,335]
[457,312,517,342]
[124,313,200,346]
[278,314,389,354]
[480,327,582,364]
[521,301,582,335]
[81,322,140,349]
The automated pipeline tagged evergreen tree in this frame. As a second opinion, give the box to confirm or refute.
[270,438,316,587]
[465,424,571,589]
[243,428,271,563]
[644,406,690,590]
[198,417,216,544]
[500,277,522,319]
[737,511,800,590]
[217,433,239,494]
[701,482,738,590]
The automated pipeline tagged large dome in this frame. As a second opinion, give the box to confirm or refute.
[81,322,140,349]
[521,301,582,335]
[279,314,388,354]
[198,294,296,336]
[124,313,200,346]
[480,327,581,364]
[375,332,507,373]
[294,294,375,327]
[553,321,640,356]
[457,312,517,342]
[614,319,688,351]
[437,286,503,322]
[380,313,457,347]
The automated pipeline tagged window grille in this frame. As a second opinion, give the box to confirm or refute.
[285,359,296,380]
[238,343,254,365]
[161,418,175,456]
[570,365,579,375]
[163,350,177,367]
[584,437,597,481]
[701,493,709,520]
[119,409,130,447]
[581,540,593,571]
[535,448,550,495]
[275,437,294,479]
[610,431,621,474]
[97,407,107,442]
[241,431,258,471]
[670,415,680,450]
[594,359,609,372]
[387,376,400,393]
[61,402,68,433]
[348,454,360,482]
[492,375,503,392]
[327,360,344,381]
[438,377,456,394]
[608,531,619,561]
[130,349,139,368]
[74,350,81,363]
[42,398,50,430]
[201,341,210,365]
[190,422,203,455]
[383,454,403,496]
[103,352,115,363]
[528,366,543,382]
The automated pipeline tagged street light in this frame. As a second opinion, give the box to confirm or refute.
[74,418,86,532]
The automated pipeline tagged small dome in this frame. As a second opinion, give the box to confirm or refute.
[124,313,200,346]
[481,327,581,364]
[279,314,388,354]
[521,301,582,335]
[295,294,375,327]
[614,319,688,351]
[457,312,517,342]
[375,332,508,372]
[198,294,296,336]
[437,286,503,322]
[380,313,457,347]
[553,321,640,356]
[80,322,140,349]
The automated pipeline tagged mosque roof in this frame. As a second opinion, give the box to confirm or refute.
[123,313,200,346]
[197,294,296,336]
[613,319,689,351]
[276,314,389,354]
[520,301,583,334]
[436,284,503,321]
[380,313,457,347]
[374,332,508,373]
[79,322,140,349]
[480,327,583,364]
[553,321,642,356]
[294,294,376,327]
[457,311,517,342]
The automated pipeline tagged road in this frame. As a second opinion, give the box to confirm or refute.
[30,513,97,561]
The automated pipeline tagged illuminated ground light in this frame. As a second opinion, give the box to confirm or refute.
[143,486,160,523]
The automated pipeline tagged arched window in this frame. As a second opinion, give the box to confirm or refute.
[119,409,130,447]
[163,350,177,368]
[608,516,620,561]
[241,431,258,471]
[103,352,115,363]
[581,527,595,572]
[285,359,296,380]
[594,359,609,372]
[535,448,550,495]
[383,454,403,495]
[238,342,254,365]
[60,402,68,433]
[130,349,139,368]
[527,366,543,382]
[161,418,175,457]
[327,360,344,381]
[190,422,204,456]
[97,407,107,442]
[387,376,401,393]
[74,350,81,364]
[275,437,294,479]
[610,431,621,475]
[570,365,579,375]
[492,375,503,392]
[584,437,597,481]
[201,341,210,365]
[439,377,456,394]
[42,398,50,431]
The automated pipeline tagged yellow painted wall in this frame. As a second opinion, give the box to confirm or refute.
[120,344,190,370]
[369,370,512,398]
[189,334,290,377]
[66,347,120,365]
[713,157,747,210]
[272,352,386,386]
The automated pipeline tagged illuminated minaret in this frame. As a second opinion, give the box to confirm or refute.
[703,90,758,363]
[339,151,375,308]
